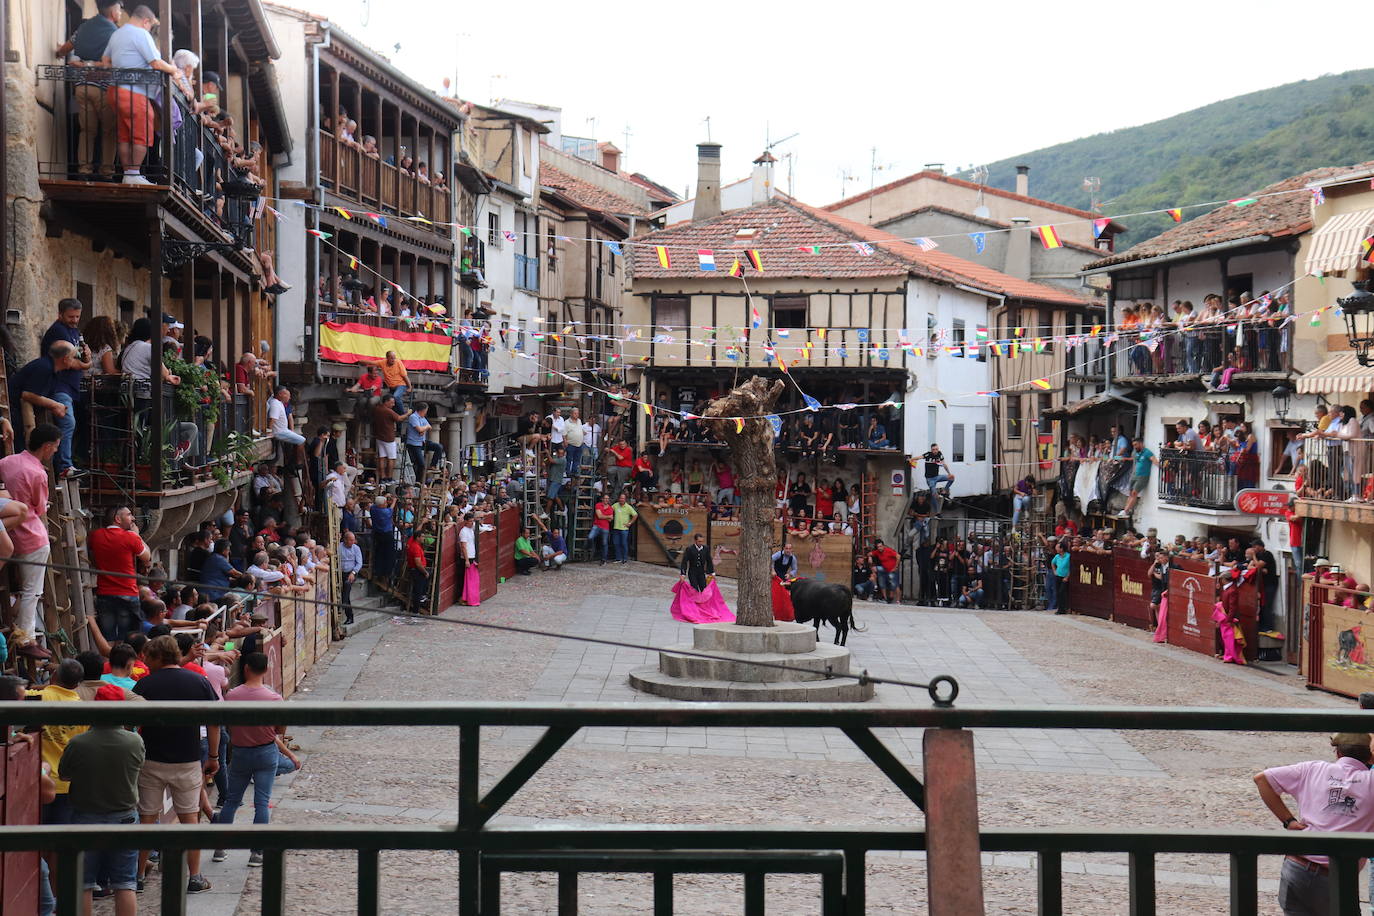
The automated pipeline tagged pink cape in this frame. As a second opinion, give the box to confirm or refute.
[771,576,796,622]
[461,563,481,607]
[1211,601,1243,664]
[1153,594,1168,643]
[670,579,735,624]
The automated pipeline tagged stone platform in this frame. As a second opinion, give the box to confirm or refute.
[628,622,875,702]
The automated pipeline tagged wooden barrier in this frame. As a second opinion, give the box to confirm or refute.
[1112,548,1154,631]
[1302,577,1374,698]
[436,523,459,611]
[710,519,743,579]
[314,578,330,657]
[1067,550,1113,619]
[1166,558,1259,663]
[2,735,40,915]
[478,522,498,600]
[496,505,517,581]
[636,505,708,566]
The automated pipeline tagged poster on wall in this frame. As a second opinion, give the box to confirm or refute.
[635,505,706,566]
[793,532,854,585]
[710,518,743,578]
[1317,604,1374,699]
[1167,560,1219,656]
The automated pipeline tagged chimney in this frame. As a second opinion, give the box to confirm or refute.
[1005,216,1031,280]
[599,144,621,173]
[751,150,777,204]
[694,142,722,220]
[1015,164,1030,198]
[923,163,945,175]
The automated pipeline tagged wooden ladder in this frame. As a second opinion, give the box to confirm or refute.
[859,473,878,546]
[569,474,597,562]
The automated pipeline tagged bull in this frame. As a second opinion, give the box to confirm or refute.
[788,578,866,646]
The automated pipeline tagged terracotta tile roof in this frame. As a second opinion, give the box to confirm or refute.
[874,204,1105,257]
[826,170,1126,231]
[631,197,1090,306]
[1083,166,1356,270]
[540,163,651,219]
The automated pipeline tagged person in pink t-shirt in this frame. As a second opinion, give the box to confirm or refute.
[212,651,286,868]
[0,424,58,657]
[1255,732,1374,913]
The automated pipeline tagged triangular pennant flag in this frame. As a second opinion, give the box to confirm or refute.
[642,402,652,416]
[728,258,743,277]
[751,307,761,329]
[767,414,782,435]
[797,245,821,254]
[1166,208,1182,222]
[307,229,332,239]
[802,394,821,412]
[970,232,986,254]
[1229,198,1258,207]
[1092,218,1110,239]
[604,240,623,256]
[334,206,352,219]
[733,418,744,433]
[1031,378,1052,390]
[460,226,473,237]
[975,391,1001,397]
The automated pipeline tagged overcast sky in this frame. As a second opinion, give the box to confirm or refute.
[308,0,1366,206]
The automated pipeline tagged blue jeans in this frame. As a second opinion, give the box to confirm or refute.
[276,750,297,776]
[391,385,408,412]
[925,474,952,491]
[39,857,54,916]
[1012,494,1031,525]
[217,743,279,836]
[611,528,629,562]
[564,444,582,477]
[95,594,143,644]
[587,526,609,561]
[73,809,138,891]
[1045,571,1060,611]
[53,392,76,472]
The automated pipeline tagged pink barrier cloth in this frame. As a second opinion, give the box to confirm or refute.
[461,563,481,607]
[1212,601,1244,664]
[669,580,736,624]
[1153,594,1168,643]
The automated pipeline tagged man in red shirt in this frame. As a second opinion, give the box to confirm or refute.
[1054,515,1079,539]
[348,365,384,399]
[406,523,429,615]
[607,439,634,498]
[869,538,901,604]
[0,424,60,657]
[88,505,152,642]
[588,497,613,565]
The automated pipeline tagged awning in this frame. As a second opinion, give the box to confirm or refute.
[1202,392,1250,407]
[1304,207,1374,276]
[1042,391,1134,418]
[1296,353,1374,394]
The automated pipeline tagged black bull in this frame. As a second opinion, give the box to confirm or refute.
[787,578,867,645]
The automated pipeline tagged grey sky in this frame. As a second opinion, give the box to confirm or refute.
[310,0,1363,206]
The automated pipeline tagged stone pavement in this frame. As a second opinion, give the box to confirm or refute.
[151,561,1359,914]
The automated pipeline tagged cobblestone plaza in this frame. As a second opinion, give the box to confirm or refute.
[160,562,1356,915]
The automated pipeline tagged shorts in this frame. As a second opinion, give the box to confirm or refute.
[138,759,204,816]
[1131,474,1150,494]
[376,439,399,459]
[107,86,155,148]
[876,569,901,590]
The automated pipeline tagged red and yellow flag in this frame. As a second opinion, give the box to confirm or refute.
[745,249,764,271]
[1166,208,1183,222]
[319,321,452,372]
[1031,378,1053,390]
[1036,225,1063,249]
[655,246,671,269]
[728,258,743,277]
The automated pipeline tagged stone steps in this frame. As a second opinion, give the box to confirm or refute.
[658,643,852,682]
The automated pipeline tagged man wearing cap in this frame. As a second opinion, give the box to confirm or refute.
[1254,733,1374,914]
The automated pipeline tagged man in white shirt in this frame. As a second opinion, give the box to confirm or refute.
[548,409,566,446]
[267,388,305,445]
[338,530,363,625]
[1173,420,1201,451]
[458,513,476,566]
[564,407,585,478]
[245,551,286,586]
[323,461,348,509]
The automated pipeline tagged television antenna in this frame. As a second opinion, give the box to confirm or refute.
[867,147,892,220]
[1083,176,1103,213]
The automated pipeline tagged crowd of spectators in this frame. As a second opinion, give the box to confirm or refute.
[1119,291,1291,377]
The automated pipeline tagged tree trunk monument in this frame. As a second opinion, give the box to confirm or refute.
[629,375,874,702]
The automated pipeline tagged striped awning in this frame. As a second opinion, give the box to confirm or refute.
[1296,353,1374,394]
[1304,207,1374,276]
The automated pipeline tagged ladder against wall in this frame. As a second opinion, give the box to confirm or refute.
[859,474,878,547]
[569,473,597,562]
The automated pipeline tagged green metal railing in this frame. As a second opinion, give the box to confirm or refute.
[6,701,1374,916]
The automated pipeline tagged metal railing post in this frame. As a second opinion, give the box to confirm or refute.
[922,727,985,916]
[459,723,480,916]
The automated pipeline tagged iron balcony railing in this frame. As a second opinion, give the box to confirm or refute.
[6,701,1374,915]
[1157,447,1237,510]
[1301,435,1374,504]
[1113,322,1292,379]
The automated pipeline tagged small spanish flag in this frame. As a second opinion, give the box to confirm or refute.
[348,256,358,270]
[655,246,671,269]
[778,357,789,373]
[334,207,352,220]
[817,327,827,339]
[1013,326,1024,337]
[1036,225,1063,249]
[1362,236,1374,263]
[1090,324,1102,337]
[746,250,764,271]
[1031,378,1052,390]
[734,418,744,434]
[1166,208,1182,222]
[642,402,652,416]
[728,258,743,277]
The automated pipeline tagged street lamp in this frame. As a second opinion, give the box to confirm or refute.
[1271,384,1292,422]
[1339,281,1374,366]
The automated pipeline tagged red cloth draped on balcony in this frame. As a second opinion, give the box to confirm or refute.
[318,321,452,372]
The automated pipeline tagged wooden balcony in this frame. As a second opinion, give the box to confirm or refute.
[319,130,450,237]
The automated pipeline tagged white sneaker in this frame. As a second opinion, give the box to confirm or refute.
[123,173,153,186]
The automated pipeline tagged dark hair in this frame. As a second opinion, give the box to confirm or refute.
[108,644,137,671]
[146,624,172,639]
[1336,743,1374,765]
[126,632,148,655]
[174,632,199,658]
[243,652,269,675]
[0,675,26,701]
[57,297,83,314]
[76,650,105,681]
[27,423,61,453]
[127,317,152,343]
[55,659,85,689]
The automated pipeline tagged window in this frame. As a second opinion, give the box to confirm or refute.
[1113,270,1155,301]
[656,296,688,330]
[547,228,558,271]
[926,312,937,359]
[974,424,988,462]
[927,405,937,445]
[515,212,539,291]
[75,282,93,311]
[952,424,966,462]
[488,213,500,247]
[952,319,966,347]
[772,297,807,330]
[1270,425,1304,476]
[117,297,135,330]
[1007,395,1022,439]
[1038,393,1053,429]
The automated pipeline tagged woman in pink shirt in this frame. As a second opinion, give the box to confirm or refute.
[713,460,737,505]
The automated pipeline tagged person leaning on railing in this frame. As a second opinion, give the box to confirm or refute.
[100,5,192,186]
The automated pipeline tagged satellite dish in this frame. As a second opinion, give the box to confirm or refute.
[974,206,990,218]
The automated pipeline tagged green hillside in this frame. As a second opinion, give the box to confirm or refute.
[964,70,1374,247]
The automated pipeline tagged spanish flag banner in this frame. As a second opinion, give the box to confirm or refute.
[1166,209,1183,222]
[728,259,743,277]
[1031,378,1053,390]
[643,402,653,416]
[745,250,764,271]
[318,321,452,372]
[656,246,672,269]
[1036,225,1063,249]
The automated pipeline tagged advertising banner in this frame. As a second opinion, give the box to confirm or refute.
[1113,548,1154,630]
[1068,550,1113,619]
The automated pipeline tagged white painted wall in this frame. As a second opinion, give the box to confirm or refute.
[264,7,311,363]
[903,280,993,496]
[478,191,541,392]
[1112,250,1294,314]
